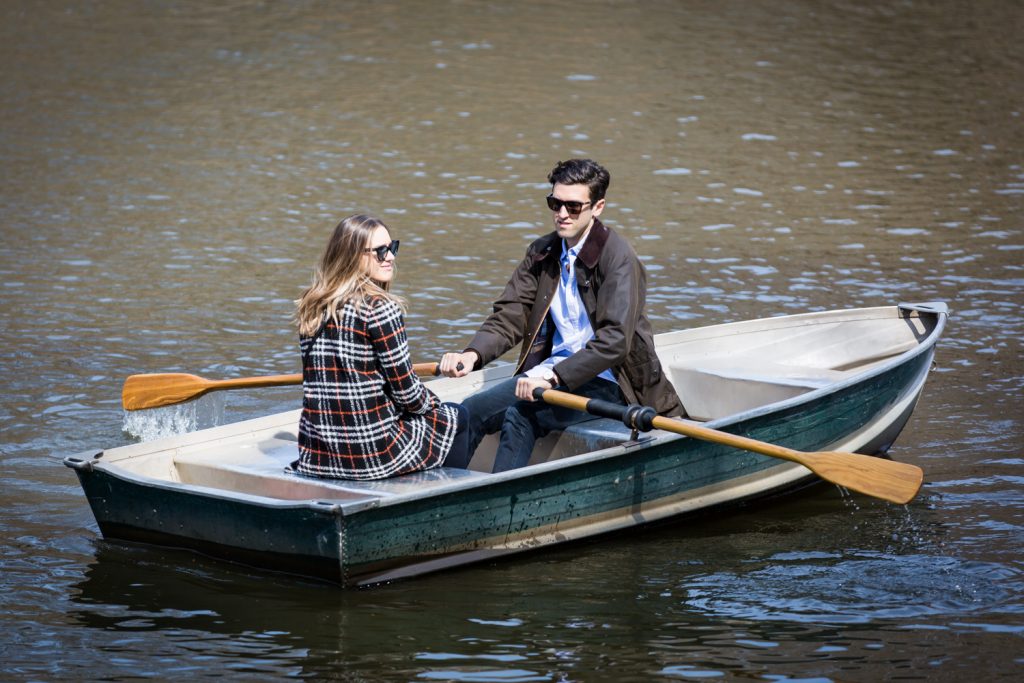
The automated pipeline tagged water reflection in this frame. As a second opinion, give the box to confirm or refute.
[62,488,1023,680]
[68,547,309,679]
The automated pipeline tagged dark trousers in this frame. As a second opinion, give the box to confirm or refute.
[441,402,472,469]
[461,375,624,473]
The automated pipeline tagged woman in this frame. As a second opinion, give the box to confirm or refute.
[294,214,470,479]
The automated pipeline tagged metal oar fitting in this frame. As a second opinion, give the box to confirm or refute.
[623,404,657,432]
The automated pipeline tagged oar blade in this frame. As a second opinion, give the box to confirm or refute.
[806,450,924,504]
[122,373,212,411]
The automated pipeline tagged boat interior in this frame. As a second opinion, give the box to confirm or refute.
[170,416,642,504]
[109,306,939,504]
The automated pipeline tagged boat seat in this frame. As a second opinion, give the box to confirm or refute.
[175,417,641,495]
[547,417,637,458]
[669,358,850,422]
[174,436,490,502]
[512,417,640,467]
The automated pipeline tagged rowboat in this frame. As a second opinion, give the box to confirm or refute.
[65,302,947,587]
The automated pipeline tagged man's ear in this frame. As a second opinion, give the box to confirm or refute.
[592,197,606,217]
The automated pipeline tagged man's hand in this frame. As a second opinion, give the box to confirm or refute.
[516,376,554,402]
[439,351,478,377]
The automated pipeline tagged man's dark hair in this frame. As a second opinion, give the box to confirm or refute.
[547,158,610,203]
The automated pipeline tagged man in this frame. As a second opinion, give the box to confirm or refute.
[439,158,684,472]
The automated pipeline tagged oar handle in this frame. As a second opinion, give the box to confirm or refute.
[532,387,656,431]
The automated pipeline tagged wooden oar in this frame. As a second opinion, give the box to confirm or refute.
[123,362,442,411]
[534,387,924,505]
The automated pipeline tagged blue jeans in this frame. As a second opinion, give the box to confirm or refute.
[462,375,624,473]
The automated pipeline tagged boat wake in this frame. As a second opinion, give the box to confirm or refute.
[122,394,226,442]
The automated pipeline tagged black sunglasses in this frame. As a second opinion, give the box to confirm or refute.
[364,239,400,262]
[546,195,592,216]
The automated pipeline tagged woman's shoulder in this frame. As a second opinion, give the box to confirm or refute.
[362,295,404,323]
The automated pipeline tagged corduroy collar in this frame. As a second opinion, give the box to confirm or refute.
[532,218,609,269]
[576,218,609,269]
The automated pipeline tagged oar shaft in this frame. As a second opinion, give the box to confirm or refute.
[122,362,446,411]
[208,374,301,389]
[649,414,802,465]
[206,363,441,388]
[537,388,801,465]
[534,387,923,504]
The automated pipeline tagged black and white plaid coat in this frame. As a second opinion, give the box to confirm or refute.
[296,297,458,480]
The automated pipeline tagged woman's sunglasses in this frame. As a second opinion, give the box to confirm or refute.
[546,195,592,216]
[364,239,400,262]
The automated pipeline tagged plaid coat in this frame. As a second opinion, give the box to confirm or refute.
[297,297,458,480]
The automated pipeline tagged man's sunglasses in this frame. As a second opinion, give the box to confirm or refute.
[546,195,592,216]
[364,240,400,262]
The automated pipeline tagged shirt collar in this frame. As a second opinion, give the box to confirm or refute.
[561,225,592,261]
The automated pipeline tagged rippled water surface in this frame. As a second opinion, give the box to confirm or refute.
[1,1,1021,680]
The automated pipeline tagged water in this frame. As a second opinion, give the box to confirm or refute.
[121,393,226,441]
[1,0,1022,680]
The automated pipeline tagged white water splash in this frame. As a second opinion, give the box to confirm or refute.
[121,393,226,442]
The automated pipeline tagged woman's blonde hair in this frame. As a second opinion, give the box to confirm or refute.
[294,214,404,336]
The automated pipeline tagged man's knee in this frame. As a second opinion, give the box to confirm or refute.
[503,401,547,437]
[502,403,527,425]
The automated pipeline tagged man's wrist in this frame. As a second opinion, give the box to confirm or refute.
[524,366,560,388]
[461,349,480,370]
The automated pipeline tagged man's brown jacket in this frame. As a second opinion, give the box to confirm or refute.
[466,219,684,417]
